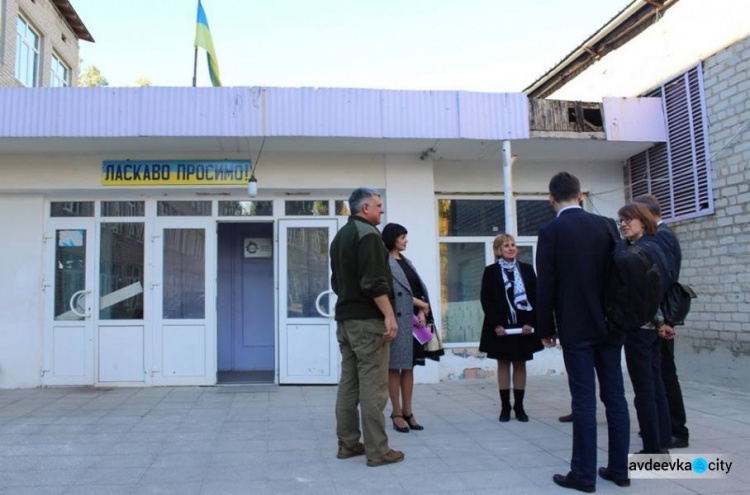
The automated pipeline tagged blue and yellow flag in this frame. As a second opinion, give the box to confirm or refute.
[194,0,221,87]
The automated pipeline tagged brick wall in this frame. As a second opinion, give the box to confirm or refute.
[0,0,80,87]
[673,35,750,391]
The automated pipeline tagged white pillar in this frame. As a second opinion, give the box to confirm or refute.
[502,140,517,236]
[384,154,440,383]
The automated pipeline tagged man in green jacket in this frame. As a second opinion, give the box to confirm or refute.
[330,187,404,467]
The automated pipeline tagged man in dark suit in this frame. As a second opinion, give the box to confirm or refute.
[634,194,689,449]
[536,172,630,492]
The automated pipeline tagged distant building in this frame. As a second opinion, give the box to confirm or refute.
[527,0,750,391]
[0,0,93,87]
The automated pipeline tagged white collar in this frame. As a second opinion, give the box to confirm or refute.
[556,205,582,217]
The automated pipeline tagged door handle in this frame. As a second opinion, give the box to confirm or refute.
[69,289,92,318]
[315,289,334,318]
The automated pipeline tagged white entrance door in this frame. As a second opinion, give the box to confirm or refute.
[43,220,96,385]
[278,219,339,384]
[152,219,216,385]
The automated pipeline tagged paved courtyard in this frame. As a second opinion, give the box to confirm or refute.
[1,374,749,494]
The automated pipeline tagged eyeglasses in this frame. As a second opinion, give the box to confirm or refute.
[618,218,633,225]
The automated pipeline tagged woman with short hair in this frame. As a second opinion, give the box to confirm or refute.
[617,202,673,454]
[479,233,543,422]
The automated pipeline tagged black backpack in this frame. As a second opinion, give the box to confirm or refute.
[663,281,697,326]
[605,239,663,335]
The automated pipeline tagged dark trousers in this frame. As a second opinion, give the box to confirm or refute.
[661,338,689,440]
[563,337,630,485]
[625,328,672,453]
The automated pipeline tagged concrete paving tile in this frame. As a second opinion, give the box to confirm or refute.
[265,478,338,494]
[130,482,202,495]
[0,455,38,471]
[139,466,208,484]
[198,480,267,495]
[334,477,406,495]
[151,452,214,468]
[1,468,85,487]
[0,487,66,495]
[63,485,133,495]
[74,467,148,486]
[211,438,268,454]
[33,455,100,470]
[394,471,472,493]
[93,453,157,469]
[0,425,43,435]
[675,477,750,494]
[432,454,510,473]
[267,438,319,452]
[107,442,164,455]
[459,467,534,490]
[502,449,567,469]
[203,464,271,482]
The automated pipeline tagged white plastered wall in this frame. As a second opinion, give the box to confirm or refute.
[0,152,388,193]
[549,0,750,100]
[0,195,45,388]
[383,154,441,383]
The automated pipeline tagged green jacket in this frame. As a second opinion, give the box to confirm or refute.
[330,216,393,321]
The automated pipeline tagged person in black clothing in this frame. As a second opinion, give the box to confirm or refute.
[634,194,689,449]
[479,233,543,422]
[618,202,673,454]
[536,172,629,492]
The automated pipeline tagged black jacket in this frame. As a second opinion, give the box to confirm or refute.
[536,208,618,344]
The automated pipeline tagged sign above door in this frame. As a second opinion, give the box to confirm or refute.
[102,160,251,186]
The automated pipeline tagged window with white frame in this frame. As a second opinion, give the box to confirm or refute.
[626,64,714,221]
[51,54,70,87]
[437,198,553,345]
[15,15,40,87]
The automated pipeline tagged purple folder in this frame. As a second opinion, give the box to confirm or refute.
[412,315,434,344]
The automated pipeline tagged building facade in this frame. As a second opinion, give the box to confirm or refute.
[0,0,92,87]
[0,87,664,388]
[527,0,750,391]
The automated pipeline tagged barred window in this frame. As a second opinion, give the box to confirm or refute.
[626,64,713,221]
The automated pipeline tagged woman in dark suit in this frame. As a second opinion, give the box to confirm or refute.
[617,202,673,454]
[479,233,543,422]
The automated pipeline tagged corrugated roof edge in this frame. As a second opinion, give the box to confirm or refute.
[51,0,94,42]
[524,0,678,98]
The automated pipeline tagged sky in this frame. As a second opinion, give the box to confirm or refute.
[71,0,632,92]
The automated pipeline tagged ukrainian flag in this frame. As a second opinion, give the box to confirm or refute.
[194,0,221,87]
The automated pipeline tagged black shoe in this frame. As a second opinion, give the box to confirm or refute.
[559,413,573,423]
[499,406,511,422]
[671,436,689,449]
[390,414,409,433]
[403,413,424,431]
[514,405,529,422]
[598,467,630,487]
[552,473,596,493]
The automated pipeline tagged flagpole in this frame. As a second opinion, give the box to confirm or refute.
[192,46,198,87]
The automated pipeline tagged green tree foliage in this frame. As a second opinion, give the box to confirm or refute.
[134,76,151,87]
[77,65,109,87]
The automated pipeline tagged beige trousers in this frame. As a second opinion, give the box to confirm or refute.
[335,319,391,459]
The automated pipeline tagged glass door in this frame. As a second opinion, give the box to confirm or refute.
[43,220,96,385]
[278,219,339,384]
[152,218,216,385]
